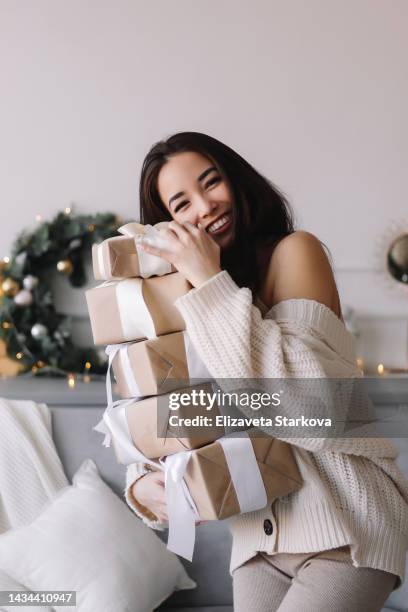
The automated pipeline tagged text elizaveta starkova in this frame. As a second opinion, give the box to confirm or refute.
[167,414,332,428]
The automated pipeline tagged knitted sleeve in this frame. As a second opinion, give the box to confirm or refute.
[174,270,397,460]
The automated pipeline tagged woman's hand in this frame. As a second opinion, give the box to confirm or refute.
[137,220,222,288]
[132,471,168,523]
[132,470,203,526]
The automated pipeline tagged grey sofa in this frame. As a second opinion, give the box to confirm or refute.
[1,376,407,611]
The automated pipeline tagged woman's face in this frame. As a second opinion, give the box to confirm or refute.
[157,151,235,249]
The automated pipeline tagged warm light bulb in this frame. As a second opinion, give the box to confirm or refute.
[16,352,23,360]
[85,361,91,370]
[3,256,10,264]
[64,207,71,215]
[377,363,385,375]
[67,373,76,389]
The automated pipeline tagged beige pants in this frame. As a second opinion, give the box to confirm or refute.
[232,545,398,612]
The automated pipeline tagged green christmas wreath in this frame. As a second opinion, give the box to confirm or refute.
[0,209,123,377]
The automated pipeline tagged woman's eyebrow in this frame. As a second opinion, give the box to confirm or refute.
[168,166,217,208]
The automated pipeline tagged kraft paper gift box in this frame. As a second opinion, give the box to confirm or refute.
[92,221,177,280]
[110,331,213,398]
[182,430,303,521]
[120,381,233,459]
[85,271,191,345]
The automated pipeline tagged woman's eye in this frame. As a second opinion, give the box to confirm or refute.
[205,177,221,188]
[173,178,220,213]
[174,201,188,213]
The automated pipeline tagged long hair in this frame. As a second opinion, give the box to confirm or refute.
[138,131,297,293]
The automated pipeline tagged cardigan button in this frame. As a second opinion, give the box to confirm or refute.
[263,519,273,536]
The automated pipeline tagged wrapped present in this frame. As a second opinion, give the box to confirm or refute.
[162,430,303,560]
[92,221,177,280]
[93,390,303,560]
[106,331,213,399]
[181,431,302,520]
[85,272,191,345]
[93,381,241,462]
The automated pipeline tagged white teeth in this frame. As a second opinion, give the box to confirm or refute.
[208,215,229,233]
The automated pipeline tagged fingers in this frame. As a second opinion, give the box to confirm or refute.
[152,471,165,484]
[138,240,163,258]
[138,222,183,257]
[137,473,168,522]
[183,220,201,236]
[138,236,174,260]
[153,479,168,522]
[167,220,190,239]
[169,219,203,237]
[167,220,202,245]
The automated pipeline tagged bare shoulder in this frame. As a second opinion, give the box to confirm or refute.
[273,230,329,264]
[260,231,343,319]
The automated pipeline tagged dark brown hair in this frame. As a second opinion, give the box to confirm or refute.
[138,131,297,293]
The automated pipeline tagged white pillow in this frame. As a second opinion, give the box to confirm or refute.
[0,459,196,612]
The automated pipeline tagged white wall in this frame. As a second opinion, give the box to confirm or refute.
[1,0,407,370]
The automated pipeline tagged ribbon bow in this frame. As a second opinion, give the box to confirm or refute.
[118,222,173,278]
[161,431,268,561]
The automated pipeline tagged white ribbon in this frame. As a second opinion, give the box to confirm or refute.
[94,417,267,559]
[102,331,211,401]
[118,346,142,396]
[116,278,157,340]
[160,452,200,561]
[161,431,268,561]
[92,279,157,341]
[93,333,213,460]
[94,331,239,470]
[92,398,160,469]
[96,243,108,279]
[93,342,143,458]
[118,222,173,278]
[218,432,267,513]
[104,343,142,405]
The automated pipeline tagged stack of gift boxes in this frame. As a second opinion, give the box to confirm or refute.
[85,221,302,559]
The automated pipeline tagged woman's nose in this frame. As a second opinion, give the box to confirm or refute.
[196,196,217,219]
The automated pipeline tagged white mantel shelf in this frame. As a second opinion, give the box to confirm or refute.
[0,374,108,406]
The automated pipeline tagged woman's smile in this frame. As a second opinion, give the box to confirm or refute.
[205,212,232,235]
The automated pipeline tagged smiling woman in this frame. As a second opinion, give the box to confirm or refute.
[125,131,408,612]
[137,131,297,293]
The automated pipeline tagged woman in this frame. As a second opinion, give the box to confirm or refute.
[124,131,408,611]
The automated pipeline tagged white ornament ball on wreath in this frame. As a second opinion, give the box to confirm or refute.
[14,289,33,307]
[23,275,39,290]
[31,323,48,339]
[15,251,27,267]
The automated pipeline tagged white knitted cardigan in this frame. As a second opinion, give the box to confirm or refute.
[124,270,408,585]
